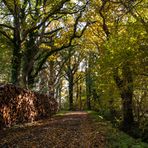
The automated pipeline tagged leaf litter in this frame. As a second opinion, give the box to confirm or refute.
[0,111,106,148]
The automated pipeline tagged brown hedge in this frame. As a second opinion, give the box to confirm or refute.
[0,84,58,129]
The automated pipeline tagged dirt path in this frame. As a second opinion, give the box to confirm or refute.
[0,111,106,148]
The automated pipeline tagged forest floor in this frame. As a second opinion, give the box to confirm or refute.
[0,111,106,148]
[0,111,148,148]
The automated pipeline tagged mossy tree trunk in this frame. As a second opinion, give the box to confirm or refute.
[11,4,21,85]
[113,63,134,132]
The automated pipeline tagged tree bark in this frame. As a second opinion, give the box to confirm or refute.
[11,44,21,85]
[86,58,92,110]
[113,64,134,131]
[48,60,55,98]
[22,50,34,88]
[79,85,82,110]
[11,5,21,85]
[56,81,62,110]
[69,74,74,110]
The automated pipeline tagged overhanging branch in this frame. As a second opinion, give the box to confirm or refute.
[0,30,13,43]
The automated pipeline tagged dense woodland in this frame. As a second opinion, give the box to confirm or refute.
[0,0,148,144]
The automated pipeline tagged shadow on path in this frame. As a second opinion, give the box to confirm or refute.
[0,111,106,148]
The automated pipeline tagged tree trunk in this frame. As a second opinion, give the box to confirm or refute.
[22,51,34,88]
[69,75,74,110]
[76,79,79,110]
[86,68,91,110]
[27,73,35,89]
[79,85,82,110]
[121,91,134,131]
[48,61,55,98]
[11,4,21,85]
[11,25,21,84]
[22,32,39,88]
[56,82,62,110]
[86,89,91,110]
[113,64,134,132]
[11,45,21,85]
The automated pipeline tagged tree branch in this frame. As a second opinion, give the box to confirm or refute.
[99,0,110,38]
[2,0,14,15]
[0,24,14,30]
[22,0,70,42]
[0,30,13,42]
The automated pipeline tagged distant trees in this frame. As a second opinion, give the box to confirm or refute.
[0,35,11,82]
[59,47,84,110]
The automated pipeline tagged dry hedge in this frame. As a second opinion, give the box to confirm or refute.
[0,84,58,129]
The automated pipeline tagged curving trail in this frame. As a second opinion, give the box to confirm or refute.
[0,112,106,148]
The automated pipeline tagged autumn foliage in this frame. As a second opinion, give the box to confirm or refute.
[0,84,58,129]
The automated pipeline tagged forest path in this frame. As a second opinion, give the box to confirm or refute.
[0,111,106,148]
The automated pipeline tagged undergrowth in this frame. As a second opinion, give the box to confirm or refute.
[88,111,148,148]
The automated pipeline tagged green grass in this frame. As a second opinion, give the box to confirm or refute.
[88,111,148,148]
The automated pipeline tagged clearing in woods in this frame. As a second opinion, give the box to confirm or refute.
[0,111,106,148]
